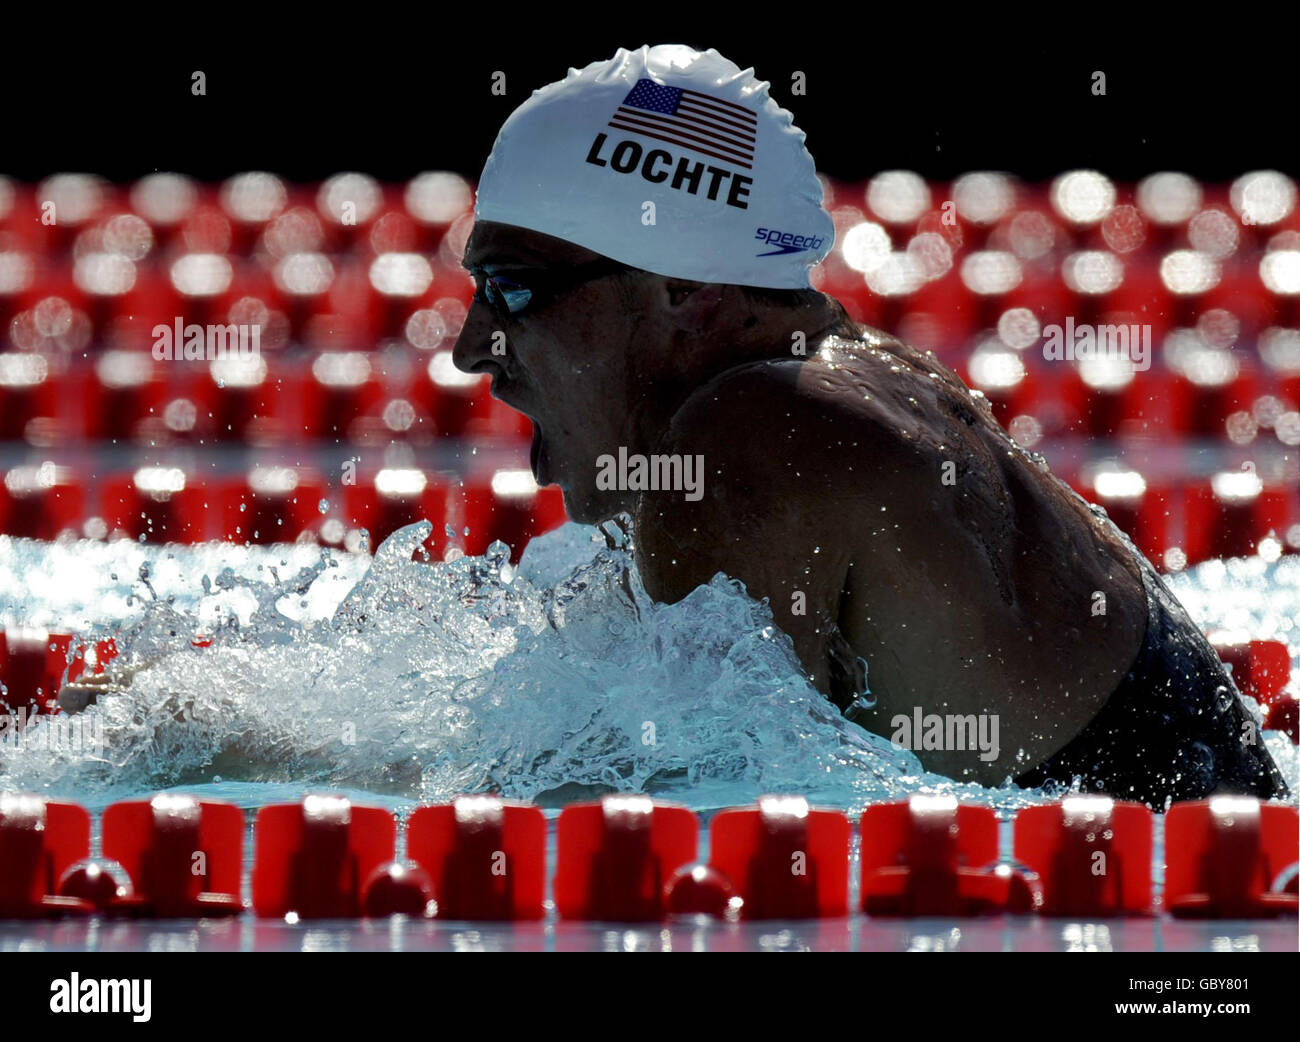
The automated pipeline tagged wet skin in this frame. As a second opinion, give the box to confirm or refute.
[453,221,1148,786]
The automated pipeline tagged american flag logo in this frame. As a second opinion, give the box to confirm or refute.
[608,79,757,171]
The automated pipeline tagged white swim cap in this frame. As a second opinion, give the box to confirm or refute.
[474,44,834,290]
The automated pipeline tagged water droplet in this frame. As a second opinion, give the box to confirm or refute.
[1214,685,1235,714]
[318,499,330,515]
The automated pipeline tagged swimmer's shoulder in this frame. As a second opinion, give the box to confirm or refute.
[657,332,935,489]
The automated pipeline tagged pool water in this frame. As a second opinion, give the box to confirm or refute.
[1,523,1296,951]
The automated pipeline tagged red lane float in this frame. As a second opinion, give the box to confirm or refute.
[1266,696,1299,743]
[663,864,736,917]
[1164,797,1298,918]
[1209,635,1292,706]
[1209,635,1298,743]
[101,795,244,917]
[554,796,697,921]
[1014,797,1154,917]
[709,795,850,919]
[861,796,1037,916]
[0,629,117,715]
[407,796,546,920]
[0,795,93,917]
[252,796,396,918]
[361,862,435,918]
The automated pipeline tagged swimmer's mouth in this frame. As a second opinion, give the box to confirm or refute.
[488,370,548,482]
[530,422,548,484]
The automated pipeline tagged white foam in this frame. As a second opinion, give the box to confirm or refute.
[0,525,1294,811]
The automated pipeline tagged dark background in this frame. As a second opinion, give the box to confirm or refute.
[3,15,1296,183]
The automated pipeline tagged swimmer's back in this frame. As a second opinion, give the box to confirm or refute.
[637,325,1149,784]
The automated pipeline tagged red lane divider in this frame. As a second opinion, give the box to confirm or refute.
[1210,635,1292,706]
[252,796,396,918]
[861,796,1037,916]
[0,795,93,917]
[407,796,546,921]
[102,795,243,917]
[0,629,117,715]
[1210,635,1298,744]
[554,796,697,921]
[1164,798,1298,918]
[708,796,850,919]
[663,864,736,917]
[1266,695,1299,743]
[1014,797,1154,917]
[360,862,435,917]
[1,792,1297,921]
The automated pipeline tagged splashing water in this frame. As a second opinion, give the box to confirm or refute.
[0,523,1295,812]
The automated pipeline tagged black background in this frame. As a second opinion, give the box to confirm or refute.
[3,13,1296,184]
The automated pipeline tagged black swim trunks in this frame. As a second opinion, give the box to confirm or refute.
[1012,549,1291,811]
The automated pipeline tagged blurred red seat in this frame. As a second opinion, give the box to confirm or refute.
[180,354,282,443]
[0,462,84,539]
[1164,798,1297,918]
[1014,797,1153,917]
[412,350,531,438]
[1183,470,1291,564]
[1074,466,1175,567]
[79,351,164,441]
[299,352,384,439]
[343,466,450,557]
[219,466,327,544]
[861,796,1034,916]
[1166,347,1260,438]
[462,470,567,561]
[102,795,244,917]
[0,628,66,714]
[0,352,55,440]
[101,467,208,543]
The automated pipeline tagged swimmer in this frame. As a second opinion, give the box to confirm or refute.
[452,44,1288,808]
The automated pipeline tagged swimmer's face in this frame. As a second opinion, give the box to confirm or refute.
[453,221,655,523]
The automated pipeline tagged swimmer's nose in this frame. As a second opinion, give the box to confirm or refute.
[452,299,500,375]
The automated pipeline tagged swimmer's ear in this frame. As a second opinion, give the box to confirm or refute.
[662,279,724,322]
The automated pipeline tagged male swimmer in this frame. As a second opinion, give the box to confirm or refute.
[452,44,1288,808]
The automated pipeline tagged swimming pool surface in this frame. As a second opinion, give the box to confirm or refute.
[2,524,1297,950]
